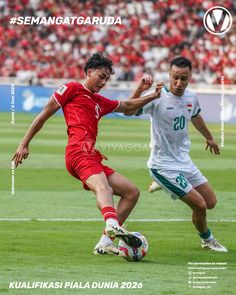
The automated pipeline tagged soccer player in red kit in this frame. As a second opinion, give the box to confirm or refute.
[13,53,162,256]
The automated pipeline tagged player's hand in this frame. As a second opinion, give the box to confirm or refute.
[148,83,164,100]
[12,145,29,168]
[137,75,154,91]
[150,82,164,99]
[206,139,220,155]
[155,82,164,93]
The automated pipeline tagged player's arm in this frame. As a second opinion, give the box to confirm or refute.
[12,96,60,167]
[128,75,154,99]
[118,82,163,115]
[116,85,162,115]
[191,114,220,155]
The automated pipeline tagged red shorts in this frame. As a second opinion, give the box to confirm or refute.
[65,145,115,190]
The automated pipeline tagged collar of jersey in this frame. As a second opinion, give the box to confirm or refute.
[164,85,186,98]
[81,83,94,94]
[164,85,169,93]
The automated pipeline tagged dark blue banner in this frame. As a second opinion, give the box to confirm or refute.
[1,84,235,123]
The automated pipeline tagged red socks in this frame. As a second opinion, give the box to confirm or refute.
[101,206,118,223]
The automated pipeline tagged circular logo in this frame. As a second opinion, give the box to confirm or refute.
[82,139,97,155]
[203,6,232,35]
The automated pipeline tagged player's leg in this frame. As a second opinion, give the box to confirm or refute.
[66,153,140,254]
[181,189,227,252]
[86,172,142,252]
[186,168,227,251]
[193,183,227,251]
[107,172,140,225]
[85,172,114,209]
[151,167,209,235]
[186,165,216,209]
[194,182,217,209]
[180,189,208,233]
[150,168,227,252]
[150,168,209,238]
[105,172,141,247]
[85,172,121,255]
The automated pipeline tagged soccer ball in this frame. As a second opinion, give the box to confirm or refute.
[118,232,148,262]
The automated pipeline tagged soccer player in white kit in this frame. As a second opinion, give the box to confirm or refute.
[129,57,227,252]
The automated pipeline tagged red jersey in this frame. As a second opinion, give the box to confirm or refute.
[53,82,120,146]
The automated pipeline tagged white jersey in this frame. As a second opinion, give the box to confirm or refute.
[139,86,201,170]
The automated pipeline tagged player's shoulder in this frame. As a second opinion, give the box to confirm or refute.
[184,88,197,98]
[95,92,107,99]
[183,88,198,102]
[56,81,80,96]
[66,81,81,90]
[94,91,111,104]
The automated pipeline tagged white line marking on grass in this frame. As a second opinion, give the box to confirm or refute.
[0,218,236,222]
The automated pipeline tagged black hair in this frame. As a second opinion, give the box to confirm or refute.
[84,53,114,75]
[170,56,192,71]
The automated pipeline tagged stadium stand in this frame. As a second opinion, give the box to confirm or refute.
[1,0,235,84]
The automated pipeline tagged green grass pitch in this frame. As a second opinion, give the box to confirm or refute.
[0,112,235,295]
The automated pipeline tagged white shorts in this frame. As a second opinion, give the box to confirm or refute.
[149,165,207,200]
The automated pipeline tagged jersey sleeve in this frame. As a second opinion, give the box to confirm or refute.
[191,94,201,118]
[135,89,160,116]
[100,96,120,116]
[53,82,78,108]
[135,100,155,116]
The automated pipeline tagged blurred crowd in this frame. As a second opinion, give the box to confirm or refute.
[1,0,235,84]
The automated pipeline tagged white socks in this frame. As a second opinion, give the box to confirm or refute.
[106,218,119,227]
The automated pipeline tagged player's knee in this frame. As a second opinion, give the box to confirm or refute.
[123,186,140,203]
[96,184,113,196]
[130,187,140,202]
[207,198,217,209]
[195,200,207,214]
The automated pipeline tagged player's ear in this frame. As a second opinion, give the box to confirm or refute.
[86,68,93,77]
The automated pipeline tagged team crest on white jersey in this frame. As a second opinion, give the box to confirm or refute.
[186,103,192,112]
[56,85,68,95]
